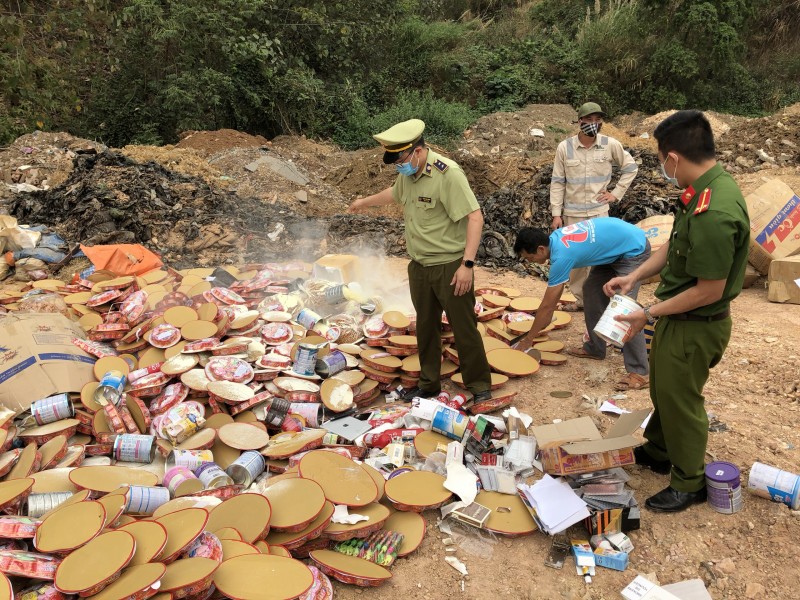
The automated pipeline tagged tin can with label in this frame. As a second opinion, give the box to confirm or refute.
[289,402,321,427]
[125,485,171,515]
[315,350,347,378]
[94,370,127,406]
[30,394,74,426]
[324,284,348,304]
[165,449,214,472]
[296,308,322,330]
[128,362,165,383]
[113,434,156,464]
[24,492,73,518]
[265,398,291,428]
[226,451,266,487]
[431,405,469,441]
[194,462,234,489]
[293,343,319,377]
[164,466,202,498]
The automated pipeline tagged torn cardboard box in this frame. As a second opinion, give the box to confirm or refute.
[312,254,361,284]
[745,179,800,275]
[767,255,800,304]
[531,409,650,476]
[0,313,95,415]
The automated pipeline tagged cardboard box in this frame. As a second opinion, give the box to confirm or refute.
[767,255,800,304]
[311,254,361,283]
[745,179,800,274]
[593,547,629,571]
[584,504,640,535]
[0,313,96,415]
[636,215,674,283]
[531,409,650,476]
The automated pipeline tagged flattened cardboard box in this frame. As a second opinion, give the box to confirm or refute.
[531,409,650,476]
[0,313,95,415]
[745,179,800,275]
[767,255,800,304]
[312,254,361,284]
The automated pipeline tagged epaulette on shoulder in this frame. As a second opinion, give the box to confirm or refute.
[693,188,712,215]
[433,159,449,173]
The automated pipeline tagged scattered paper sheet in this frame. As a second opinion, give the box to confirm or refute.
[331,505,369,525]
[502,406,533,429]
[599,401,631,416]
[445,556,468,576]
[444,462,479,505]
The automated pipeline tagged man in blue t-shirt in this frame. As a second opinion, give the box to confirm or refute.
[513,217,651,391]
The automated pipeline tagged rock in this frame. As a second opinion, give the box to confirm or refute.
[735,156,753,168]
[717,557,736,574]
[756,148,775,163]
[782,138,797,149]
[294,191,308,203]
[745,582,766,598]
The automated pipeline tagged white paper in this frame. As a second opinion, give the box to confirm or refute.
[410,398,443,421]
[599,401,631,416]
[640,411,653,430]
[444,556,468,576]
[502,406,533,429]
[444,462,479,505]
[331,505,369,525]
[662,579,714,600]
[622,576,682,600]
[520,474,590,534]
[795,277,800,289]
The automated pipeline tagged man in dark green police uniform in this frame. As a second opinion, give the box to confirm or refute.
[604,110,749,513]
[348,119,493,404]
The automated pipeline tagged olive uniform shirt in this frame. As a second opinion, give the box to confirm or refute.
[655,163,750,315]
[391,150,479,266]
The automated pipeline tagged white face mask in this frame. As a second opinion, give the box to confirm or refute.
[660,154,679,186]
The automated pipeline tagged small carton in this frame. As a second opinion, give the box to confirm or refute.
[584,504,640,535]
[531,410,650,476]
[745,179,800,274]
[0,313,96,415]
[593,547,629,571]
[312,254,361,283]
[767,255,800,304]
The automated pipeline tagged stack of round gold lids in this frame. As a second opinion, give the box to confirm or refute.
[154,507,209,563]
[475,490,537,536]
[413,431,453,459]
[68,466,158,494]
[34,500,106,553]
[383,511,426,556]
[384,471,451,510]
[298,451,378,507]
[89,562,166,600]
[309,549,391,586]
[206,494,272,543]
[214,554,314,599]
[54,530,136,595]
[486,348,540,377]
[265,501,334,549]
[263,478,326,532]
[117,520,168,565]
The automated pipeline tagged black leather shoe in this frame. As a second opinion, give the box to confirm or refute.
[645,486,707,513]
[634,446,671,475]
[472,390,492,405]
[400,386,439,401]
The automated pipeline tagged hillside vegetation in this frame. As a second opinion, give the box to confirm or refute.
[2,0,798,147]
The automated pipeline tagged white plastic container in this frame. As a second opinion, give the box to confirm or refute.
[593,294,641,347]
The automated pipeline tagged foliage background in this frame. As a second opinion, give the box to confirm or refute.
[1,0,798,147]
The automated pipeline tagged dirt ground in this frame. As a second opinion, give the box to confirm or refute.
[328,257,800,600]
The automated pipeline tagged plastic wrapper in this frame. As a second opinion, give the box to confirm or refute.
[17,292,70,318]
[13,257,49,282]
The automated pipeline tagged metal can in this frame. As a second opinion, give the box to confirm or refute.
[165,449,214,472]
[293,343,319,377]
[359,296,383,315]
[324,284,348,304]
[113,434,156,464]
[164,466,202,498]
[226,451,266,487]
[194,462,234,489]
[94,370,127,406]
[296,308,322,330]
[30,394,74,426]
[431,405,469,441]
[265,398,291,428]
[124,485,171,515]
[289,402,321,427]
[24,492,73,518]
[315,350,347,378]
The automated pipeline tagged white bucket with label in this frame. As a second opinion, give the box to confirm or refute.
[747,462,800,509]
[593,294,641,348]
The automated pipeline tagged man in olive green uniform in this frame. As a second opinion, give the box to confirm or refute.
[605,110,749,513]
[348,119,492,404]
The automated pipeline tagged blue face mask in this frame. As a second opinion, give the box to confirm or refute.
[396,159,418,177]
[660,155,679,186]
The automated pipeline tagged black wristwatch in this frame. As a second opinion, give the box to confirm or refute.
[463,259,475,268]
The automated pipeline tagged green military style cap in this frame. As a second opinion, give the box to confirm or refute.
[577,102,607,119]
[373,118,425,164]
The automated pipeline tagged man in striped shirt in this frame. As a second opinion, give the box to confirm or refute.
[549,102,639,311]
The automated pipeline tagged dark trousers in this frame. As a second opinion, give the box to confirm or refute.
[643,316,732,492]
[407,258,491,395]
[582,242,651,375]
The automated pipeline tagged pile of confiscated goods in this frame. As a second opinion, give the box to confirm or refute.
[0,254,583,598]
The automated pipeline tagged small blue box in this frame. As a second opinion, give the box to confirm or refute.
[593,547,629,571]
